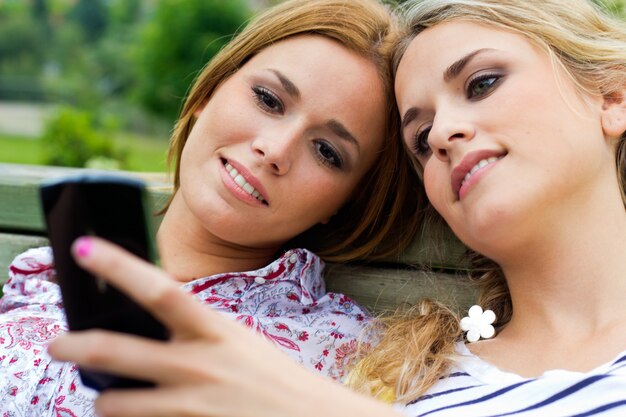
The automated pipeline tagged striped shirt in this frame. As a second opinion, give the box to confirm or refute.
[397,342,626,417]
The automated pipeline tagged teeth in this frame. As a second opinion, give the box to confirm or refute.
[224,163,266,203]
[462,157,501,185]
[234,174,246,187]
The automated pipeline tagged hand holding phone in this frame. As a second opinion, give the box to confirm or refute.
[40,174,169,391]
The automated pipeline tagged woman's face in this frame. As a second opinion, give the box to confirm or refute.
[395,21,617,259]
[178,35,387,249]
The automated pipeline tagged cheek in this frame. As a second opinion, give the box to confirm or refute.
[181,115,217,161]
[178,138,199,179]
[422,163,447,210]
[295,173,357,222]
[422,164,465,233]
[311,176,353,208]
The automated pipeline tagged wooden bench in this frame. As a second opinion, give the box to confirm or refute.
[0,162,477,314]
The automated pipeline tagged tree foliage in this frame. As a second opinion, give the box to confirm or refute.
[0,10,45,74]
[2,0,622,141]
[132,0,251,121]
[40,107,125,168]
[68,0,108,42]
[0,5,47,100]
[1,0,252,122]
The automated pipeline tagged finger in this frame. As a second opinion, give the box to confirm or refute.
[95,386,208,417]
[95,384,280,417]
[71,236,227,339]
[48,330,220,386]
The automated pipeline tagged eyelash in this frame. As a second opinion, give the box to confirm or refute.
[466,72,503,100]
[314,140,343,169]
[252,86,284,114]
[410,126,432,158]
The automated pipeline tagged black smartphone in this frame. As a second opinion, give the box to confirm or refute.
[40,173,169,391]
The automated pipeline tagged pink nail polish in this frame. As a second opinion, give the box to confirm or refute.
[75,236,93,258]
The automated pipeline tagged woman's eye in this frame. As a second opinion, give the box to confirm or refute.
[252,86,283,113]
[314,140,343,169]
[411,127,432,157]
[467,73,501,100]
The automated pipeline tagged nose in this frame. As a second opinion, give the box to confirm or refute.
[428,111,476,163]
[251,126,301,175]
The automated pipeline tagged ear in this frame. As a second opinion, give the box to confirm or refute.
[601,90,626,139]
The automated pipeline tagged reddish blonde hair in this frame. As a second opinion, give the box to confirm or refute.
[163,0,421,262]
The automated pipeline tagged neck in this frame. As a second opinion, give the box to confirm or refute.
[497,183,626,339]
[156,193,280,283]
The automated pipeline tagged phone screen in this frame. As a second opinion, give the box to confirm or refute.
[40,174,168,391]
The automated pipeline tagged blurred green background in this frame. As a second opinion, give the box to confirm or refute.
[0,0,623,172]
[0,0,265,171]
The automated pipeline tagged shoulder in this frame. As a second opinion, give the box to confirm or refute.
[1,246,62,312]
[8,246,55,280]
[182,249,372,380]
[244,248,371,319]
[186,248,370,317]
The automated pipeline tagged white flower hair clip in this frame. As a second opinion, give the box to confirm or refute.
[461,305,496,343]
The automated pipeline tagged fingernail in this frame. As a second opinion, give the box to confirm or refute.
[74,236,93,258]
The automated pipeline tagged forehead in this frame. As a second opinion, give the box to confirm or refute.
[243,35,383,96]
[395,21,534,104]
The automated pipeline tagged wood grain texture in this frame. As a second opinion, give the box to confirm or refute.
[0,163,171,233]
[325,263,476,314]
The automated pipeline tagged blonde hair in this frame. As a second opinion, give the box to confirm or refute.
[163,0,421,262]
[350,0,626,402]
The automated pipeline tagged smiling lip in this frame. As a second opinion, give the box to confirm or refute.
[220,158,270,206]
[451,150,506,200]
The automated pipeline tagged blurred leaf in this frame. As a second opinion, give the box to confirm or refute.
[40,106,125,168]
[132,0,252,121]
[68,0,108,42]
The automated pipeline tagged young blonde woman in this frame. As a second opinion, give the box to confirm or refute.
[0,0,421,415]
[353,1,626,415]
[49,0,626,416]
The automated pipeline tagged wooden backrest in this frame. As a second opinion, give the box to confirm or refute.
[0,163,477,314]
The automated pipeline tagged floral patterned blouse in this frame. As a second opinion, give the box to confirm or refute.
[0,246,370,417]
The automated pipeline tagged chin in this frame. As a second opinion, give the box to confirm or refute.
[454,201,526,257]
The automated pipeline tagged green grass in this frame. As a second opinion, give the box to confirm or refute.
[0,134,44,164]
[0,132,169,172]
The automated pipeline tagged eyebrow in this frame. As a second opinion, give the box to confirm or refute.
[268,69,300,99]
[401,48,495,132]
[444,48,493,82]
[327,119,360,154]
[401,107,420,131]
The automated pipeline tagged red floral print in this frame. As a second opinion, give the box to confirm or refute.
[0,247,371,416]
